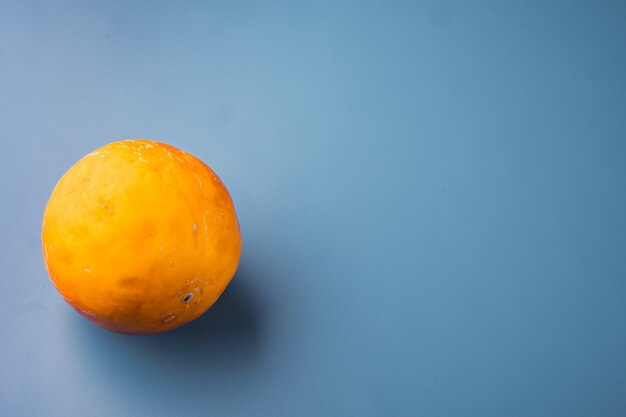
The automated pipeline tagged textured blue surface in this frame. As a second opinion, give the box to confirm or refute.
[1,1,626,416]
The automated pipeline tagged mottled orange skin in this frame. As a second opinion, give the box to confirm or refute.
[42,140,241,334]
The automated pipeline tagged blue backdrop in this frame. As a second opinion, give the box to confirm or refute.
[1,1,626,416]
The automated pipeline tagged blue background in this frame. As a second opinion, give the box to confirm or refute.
[1,1,626,416]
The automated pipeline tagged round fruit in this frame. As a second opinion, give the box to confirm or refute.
[41,140,241,334]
